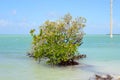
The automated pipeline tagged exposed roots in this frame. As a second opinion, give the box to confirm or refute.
[27,52,86,66]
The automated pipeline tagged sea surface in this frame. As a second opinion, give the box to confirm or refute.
[0,34,120,80]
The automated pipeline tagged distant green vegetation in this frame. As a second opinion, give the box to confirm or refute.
[29,14,86,66]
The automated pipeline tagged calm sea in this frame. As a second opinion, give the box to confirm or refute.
[0,34,120,80]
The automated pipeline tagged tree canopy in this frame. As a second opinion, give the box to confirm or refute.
[29,13,86,65]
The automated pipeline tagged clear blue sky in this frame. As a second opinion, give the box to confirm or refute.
[0,0,120,34]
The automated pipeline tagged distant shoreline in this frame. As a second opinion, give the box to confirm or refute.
[106,34,120,35]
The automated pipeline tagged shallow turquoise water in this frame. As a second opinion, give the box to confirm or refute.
[80,35,120,61]
[0,34,120,80]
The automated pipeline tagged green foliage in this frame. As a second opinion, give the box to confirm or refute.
[30,13,86,65]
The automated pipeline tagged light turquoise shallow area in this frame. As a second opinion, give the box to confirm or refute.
[0,34,120,80]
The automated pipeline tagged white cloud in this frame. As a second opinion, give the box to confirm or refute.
[0,19,12,27]
[0,18,39,34]
[12,10,17,15]
[0,19,38,28]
